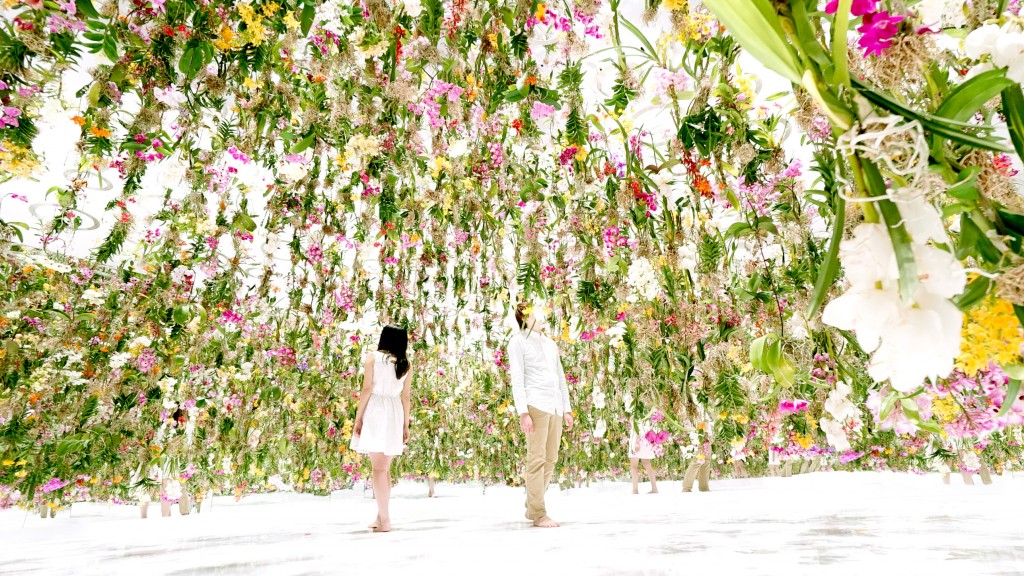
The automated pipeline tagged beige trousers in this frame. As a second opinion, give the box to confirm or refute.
[525,406,562,521]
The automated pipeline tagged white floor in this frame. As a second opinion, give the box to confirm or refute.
[1,472,1022,575]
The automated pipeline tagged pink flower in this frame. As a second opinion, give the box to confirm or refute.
[531,101,556,121]
[857,11,904,56]
[825,0,877,16]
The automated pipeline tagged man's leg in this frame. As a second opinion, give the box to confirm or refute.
[525,406,552,521]
[543,411,563,487]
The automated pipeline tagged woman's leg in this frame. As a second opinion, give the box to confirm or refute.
[629,458,640,494]
[428,477,435,498]
[642,459,658,493]
[370,453,393,532]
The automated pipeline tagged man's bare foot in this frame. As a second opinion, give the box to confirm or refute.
[368,515,381,529]
[372,519,392,533]
[532,516,560,528]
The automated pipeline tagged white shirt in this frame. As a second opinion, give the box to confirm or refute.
[508,330,571,416]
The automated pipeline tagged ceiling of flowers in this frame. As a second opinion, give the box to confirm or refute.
[2,0,1024,503]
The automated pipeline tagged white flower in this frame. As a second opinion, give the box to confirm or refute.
[153,85,186,107]
[824,381,858,422]
[81,288,105,305]
[403,0,423,17]
[162,479,182,501]
[158,377,178,394]
[605,322,627,347]
[677,243,698,272]
[592,386,606,410]
[278,161,309,182]
[4,310,19,319]
[593,418,607,438]
[823,221,965,392]
[786,311,809,340]
[448,139,469,158]
[867,293,962,392]
[963,24,1001,60]
[109,352,132,370]
[820,417,851,451]
[129,336,153,349]
[626,257,661,301]
[899,195,947,245]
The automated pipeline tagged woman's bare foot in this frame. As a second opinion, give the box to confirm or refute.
[532,516,560,528]
[372,518,392,533]
[368,515,381,529]
[649,488,658,494]
[632,488,639,495]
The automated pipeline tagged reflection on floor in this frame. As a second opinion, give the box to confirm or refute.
[2,472,1023,575]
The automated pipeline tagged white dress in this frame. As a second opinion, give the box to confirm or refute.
[350,352,409,456]
[628,419,657,460]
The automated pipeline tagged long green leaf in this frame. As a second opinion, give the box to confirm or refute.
[702,0,803,83]
[831,0,852,88]
[862,159,918,301]
[997,377,1021,417]
[931,69,1013,157]
[808,193,845,317]
[1002,85,1024,161]
[619,17,661,65]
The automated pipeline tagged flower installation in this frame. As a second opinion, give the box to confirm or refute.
[1,0,1023,513]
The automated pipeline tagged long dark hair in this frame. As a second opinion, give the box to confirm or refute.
[377,325,410,378]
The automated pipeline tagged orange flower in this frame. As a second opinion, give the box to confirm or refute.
[89,126,111,138]
[71,115,86,126]
[535,3,547,21]
[28,392,41,404]
[525,76,537,86]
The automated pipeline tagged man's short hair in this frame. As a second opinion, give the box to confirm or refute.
[514,302,529,329]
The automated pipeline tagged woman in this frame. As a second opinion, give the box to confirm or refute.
[351,325,413,533]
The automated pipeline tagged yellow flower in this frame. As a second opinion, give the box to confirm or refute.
[428,156,451,179]
[663,0,689,10]
[283,12,300,31]
[1,459,13,466]
[243,77,258,90]
[261,2,280,16]
[956,297,1023,375]
[214,24,239,51]
[14,470,27,478]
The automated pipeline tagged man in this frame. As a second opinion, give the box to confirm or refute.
[508,302,574,528]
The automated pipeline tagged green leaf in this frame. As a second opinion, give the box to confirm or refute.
[931,68,1013,157]
[290,133,315,154]
[808,194,845,318]
[952,275,990,310]
[854,79,1009,152]
[1002,85,1024,162]
[179,43,211,77]
[831,0,852,88]
[301,1,316,37]
[702,0,803,83]
[997,378,1021,417]
[749,335,769,371]
[862,159,917,301]
[947,167,980,202]
[879,390,898,420]
[619,17,660,64]
[76,0,100,18]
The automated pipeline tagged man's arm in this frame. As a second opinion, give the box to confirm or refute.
[509,335,528,415]
[556,350,571,414]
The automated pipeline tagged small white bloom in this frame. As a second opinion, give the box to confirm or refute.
[593,418,607,438]
[154,85,187,107]
[963,24,1001,59]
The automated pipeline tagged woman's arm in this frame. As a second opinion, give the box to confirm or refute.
[401,365,413,442]
[352,353,375,435]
